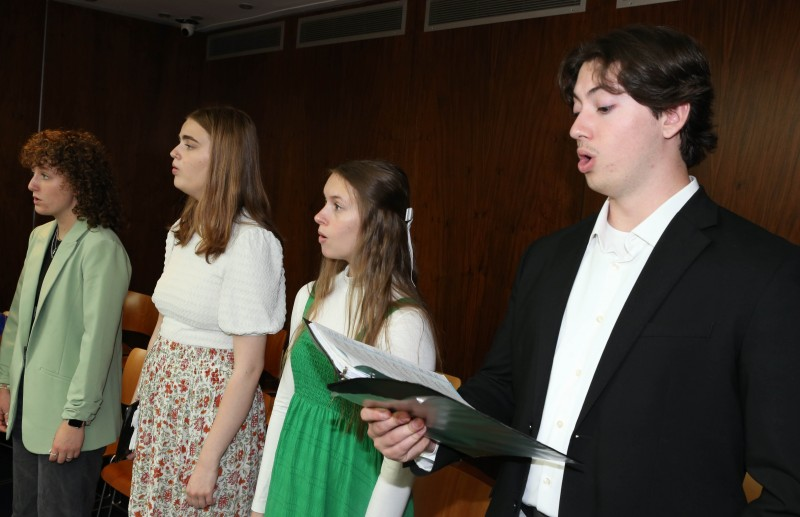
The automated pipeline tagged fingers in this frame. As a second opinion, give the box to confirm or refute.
[364,410,412,438]
[185,466,217,509]
[364,411,430,462]
[48,448,81,463]
[360,407,393,423]
[186,489,215,509]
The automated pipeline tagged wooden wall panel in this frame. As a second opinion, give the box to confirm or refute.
[0,0,47,309]
[0,1,207,309]
[2,0,798,380]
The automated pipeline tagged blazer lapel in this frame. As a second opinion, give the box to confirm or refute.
[575,189,718,427]
[14,223,53,344]
[35,220,89,324]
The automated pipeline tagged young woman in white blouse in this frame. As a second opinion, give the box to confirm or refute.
[130,106,286,516]
[251,160,437,517]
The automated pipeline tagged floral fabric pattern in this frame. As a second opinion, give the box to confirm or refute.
[130,337,266,516]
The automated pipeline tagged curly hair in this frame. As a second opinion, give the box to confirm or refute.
[19,129,122,231]
[558,25,718,168]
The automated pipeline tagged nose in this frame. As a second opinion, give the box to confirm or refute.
[170,144,180,160]
[313,207,326,225]
[569,112,588,141]
[28,175,38,191]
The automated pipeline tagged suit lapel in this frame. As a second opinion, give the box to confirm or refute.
[575,190,718,427]
[529,218,595,424]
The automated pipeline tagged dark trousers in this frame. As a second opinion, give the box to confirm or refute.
[11,390,104,517]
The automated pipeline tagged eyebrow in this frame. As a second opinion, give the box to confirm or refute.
[572,85,605,103]
[179,134,201,143]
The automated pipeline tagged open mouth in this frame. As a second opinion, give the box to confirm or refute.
[577,150,594,173]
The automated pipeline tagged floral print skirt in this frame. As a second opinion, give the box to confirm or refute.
[129,336,266,517]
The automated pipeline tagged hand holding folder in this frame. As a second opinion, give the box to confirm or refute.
[305,319,572,463]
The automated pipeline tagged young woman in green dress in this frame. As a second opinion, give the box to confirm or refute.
[251,160,437,517]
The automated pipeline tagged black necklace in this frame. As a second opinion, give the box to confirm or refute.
[50,228,61,258]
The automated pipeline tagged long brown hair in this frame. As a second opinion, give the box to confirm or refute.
[173,106,281,260]
[305,160,435,351]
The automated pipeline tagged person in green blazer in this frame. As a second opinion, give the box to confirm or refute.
[0,129,131,516]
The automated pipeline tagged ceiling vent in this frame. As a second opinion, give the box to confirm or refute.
[617,0,678,7]
[425,0,585,32]
[206,22,284,60]
[297,1,406,49]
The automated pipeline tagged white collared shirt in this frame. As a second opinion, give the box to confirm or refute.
[522,178,699,516]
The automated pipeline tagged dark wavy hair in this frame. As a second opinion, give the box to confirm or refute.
[173,106,282,262]
[558,24,718,168]
[19,129,122,231]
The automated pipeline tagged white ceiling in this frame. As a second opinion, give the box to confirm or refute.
[54,0,369,32]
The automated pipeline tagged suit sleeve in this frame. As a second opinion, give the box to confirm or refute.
[62,235,131,422]
[741,247,800,515]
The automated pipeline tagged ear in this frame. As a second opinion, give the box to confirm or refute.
[661,103,690,139]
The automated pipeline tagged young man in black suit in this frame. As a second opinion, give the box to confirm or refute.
[362,25,800,517]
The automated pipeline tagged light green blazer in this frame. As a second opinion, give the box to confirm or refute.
[0,219,131,453]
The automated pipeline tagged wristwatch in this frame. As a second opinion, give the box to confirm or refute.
[67,419,84,428]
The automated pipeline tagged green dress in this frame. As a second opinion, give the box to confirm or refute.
[264,297,414,516]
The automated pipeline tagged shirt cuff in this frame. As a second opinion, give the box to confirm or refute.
[413,442,439,472]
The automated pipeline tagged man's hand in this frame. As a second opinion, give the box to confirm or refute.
[362,408,432,463]
[50,421,85,463]
[0,387,10,432]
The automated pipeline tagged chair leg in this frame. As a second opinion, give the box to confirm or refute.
[95,482,109,516]
[106,487,117,517]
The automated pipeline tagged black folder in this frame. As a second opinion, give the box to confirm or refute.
[304,319,571,463]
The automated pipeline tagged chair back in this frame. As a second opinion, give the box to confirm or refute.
[262,329,287,424]
[121,347,147,405]
[441,372,461,390]
[264,329,287,379]
[743,472,762,502]
[121,291,159,337]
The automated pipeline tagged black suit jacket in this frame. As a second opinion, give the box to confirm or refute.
[430,189,800,516]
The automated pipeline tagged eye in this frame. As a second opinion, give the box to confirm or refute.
[184,143,194,150]
[333,203,343,211]
[597,105,613,114]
